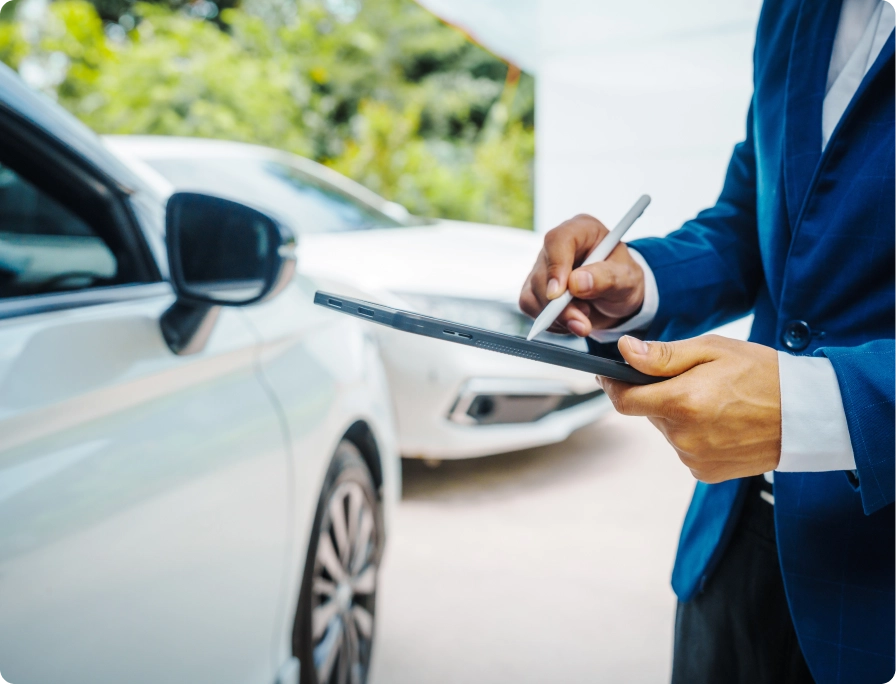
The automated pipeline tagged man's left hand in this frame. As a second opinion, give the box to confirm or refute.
[599,335,781,483]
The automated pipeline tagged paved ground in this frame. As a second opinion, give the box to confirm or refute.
[369,412,697,684]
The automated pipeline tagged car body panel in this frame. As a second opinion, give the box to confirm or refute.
[0,294,289,684]
[239,273,399,671]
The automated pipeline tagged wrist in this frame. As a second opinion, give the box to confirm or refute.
[624,247,651,321]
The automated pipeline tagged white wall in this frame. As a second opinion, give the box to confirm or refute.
[535,0,762,237]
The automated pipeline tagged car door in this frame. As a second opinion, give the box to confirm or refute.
[0,108,289,682]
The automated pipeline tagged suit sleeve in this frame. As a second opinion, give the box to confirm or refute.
[817,339,895,515]
[626,102,763,343]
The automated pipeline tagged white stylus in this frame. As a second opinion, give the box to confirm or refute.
[526,194,651,341]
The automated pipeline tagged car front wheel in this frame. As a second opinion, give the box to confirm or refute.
[294,440,383,684]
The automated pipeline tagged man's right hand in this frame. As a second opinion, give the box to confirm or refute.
[519,214,646,337]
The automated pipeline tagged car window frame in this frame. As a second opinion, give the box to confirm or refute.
[0,102,164,321]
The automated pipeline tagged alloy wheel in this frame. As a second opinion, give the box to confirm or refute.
[310,480,378,684]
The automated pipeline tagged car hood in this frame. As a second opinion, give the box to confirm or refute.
[297,220,543,305]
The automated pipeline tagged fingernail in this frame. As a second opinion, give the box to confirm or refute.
[595,376,604,389]
[546,279,561,299]
[570,270,594,293]
[623,335,649,355]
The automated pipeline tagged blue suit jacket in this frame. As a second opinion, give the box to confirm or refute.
[615,1,894,682]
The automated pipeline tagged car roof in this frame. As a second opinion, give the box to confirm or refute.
[104,135,397,213]
[0,63,150,195]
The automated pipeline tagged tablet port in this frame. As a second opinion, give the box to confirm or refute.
[358,307,375,318]
[443,329,473,340]
[328,298,343,308]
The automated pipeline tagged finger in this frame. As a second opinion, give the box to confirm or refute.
[597,374,686,418]
[536,300,592,337]
[569,243,641,292]
[641,416,710,480]
[542,216,608,300]
[524,297,587,336]
[519,251,557,318]
[520,255,549,311]
[617,334,725,378]
[569,247,647,321]
[540,299,627,334]
[546,321,570,335]
[523,233,571,313]
[584,306,622,332]
[647,417,700,466]
[548,298,621,337]
[556,299,592,337]
[568,262,609,300]
[518,277,542,319]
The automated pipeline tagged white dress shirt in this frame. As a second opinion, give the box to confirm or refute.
[592,0,895,480]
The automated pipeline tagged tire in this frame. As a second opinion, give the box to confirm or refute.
[294,440,384,684]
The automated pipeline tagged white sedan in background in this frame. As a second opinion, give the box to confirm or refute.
[106,136,612,460]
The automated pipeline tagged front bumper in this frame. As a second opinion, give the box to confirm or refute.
[405,390,612,460]
[447,377,604,426]
[374,326,613,459]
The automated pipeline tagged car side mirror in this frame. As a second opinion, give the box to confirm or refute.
[161,192,296,354]
[167,192,295,305]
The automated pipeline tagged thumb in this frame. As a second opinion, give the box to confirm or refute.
[617,335,722,377]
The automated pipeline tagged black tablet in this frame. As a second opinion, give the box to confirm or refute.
[314,291,662,385]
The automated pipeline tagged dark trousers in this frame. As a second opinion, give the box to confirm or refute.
[671,476,815,684]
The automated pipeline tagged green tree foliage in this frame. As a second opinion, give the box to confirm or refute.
[0,0,535,228]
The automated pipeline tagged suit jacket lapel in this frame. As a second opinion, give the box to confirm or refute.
[783,0,842,230]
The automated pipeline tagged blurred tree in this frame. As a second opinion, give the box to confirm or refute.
[0,0,535,228]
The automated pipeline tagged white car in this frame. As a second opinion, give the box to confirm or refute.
[0,65,398,684]
[107,136,613,460]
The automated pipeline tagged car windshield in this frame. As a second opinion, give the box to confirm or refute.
[145,156,407,234]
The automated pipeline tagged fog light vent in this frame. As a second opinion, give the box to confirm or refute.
[447,378,596,426]
[468,396,497,419]
[463,394,563,425]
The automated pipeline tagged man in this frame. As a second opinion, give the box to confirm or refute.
[519,1,894,682]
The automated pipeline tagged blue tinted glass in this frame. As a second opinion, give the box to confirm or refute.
[0,164,117,298]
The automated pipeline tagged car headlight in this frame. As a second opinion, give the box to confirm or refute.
[396,293,531,336]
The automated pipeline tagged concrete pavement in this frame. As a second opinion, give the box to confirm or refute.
[370,412,696,683]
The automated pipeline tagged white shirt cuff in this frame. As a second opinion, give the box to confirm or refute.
[776,352,857,472]
[589,248,659,343]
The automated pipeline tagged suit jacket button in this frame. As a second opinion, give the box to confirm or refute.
[782,320,811,351]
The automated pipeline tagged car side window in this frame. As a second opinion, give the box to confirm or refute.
[0,162,119,299]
